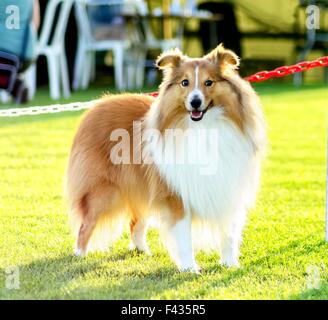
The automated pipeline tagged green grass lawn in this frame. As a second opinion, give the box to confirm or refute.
[0,83,327,299]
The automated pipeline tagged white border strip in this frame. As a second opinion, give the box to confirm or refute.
[326,127,328,241]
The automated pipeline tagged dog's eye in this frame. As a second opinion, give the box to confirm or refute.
[205,80,213,87]
[181,79,189,87]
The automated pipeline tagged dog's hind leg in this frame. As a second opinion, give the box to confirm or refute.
[74,185,121,256]
[75,212,98,256]
[129,212,151,255]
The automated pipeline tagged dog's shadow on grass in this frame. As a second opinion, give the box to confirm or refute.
[201,237,328,299]
[288,283,328,300]
[8,236,327,299]
[6,248,200,299]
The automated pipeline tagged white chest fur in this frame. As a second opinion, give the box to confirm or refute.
[150,108,260,222]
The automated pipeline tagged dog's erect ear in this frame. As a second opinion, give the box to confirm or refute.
[156,48,184,69]
[205,44,240,69]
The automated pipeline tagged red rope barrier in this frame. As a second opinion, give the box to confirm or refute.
[148,56,328,97]
[245,56,328,82]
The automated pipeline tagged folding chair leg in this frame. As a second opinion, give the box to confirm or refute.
[293,34,315,87]
[60,53,71,98]
[124,50,135,89]
[135,50,146,88]
[47,54,61,100]
[24,63,37,101]
[113,47,124,90]
[73,42,85,91]
[126,64,134,89]
[90,52,96,81]
[81,51,93,90]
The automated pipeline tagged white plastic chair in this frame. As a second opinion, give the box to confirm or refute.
[140,2,184,52]
[127,0,184,88]
[0,91,10,103]
[29,0,73,100]
[73,0,136,90]
[110,0,184,89]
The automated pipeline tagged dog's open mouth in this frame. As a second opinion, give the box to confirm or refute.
[190,110,204,121]
[189,101,213,121]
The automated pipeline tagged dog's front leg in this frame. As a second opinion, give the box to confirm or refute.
[161,211,200,273]
[219,221,244,268]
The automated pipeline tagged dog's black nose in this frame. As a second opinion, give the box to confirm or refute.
[190,98,202,109]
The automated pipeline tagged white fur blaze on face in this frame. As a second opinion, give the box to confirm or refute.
[187,66,205,117]
[194,65,199,89]
[161,212,200,273]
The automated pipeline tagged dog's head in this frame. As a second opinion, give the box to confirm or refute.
[156,44,241,123]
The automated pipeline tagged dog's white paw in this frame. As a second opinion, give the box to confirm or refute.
[220,257,240,268]
[179,263,201,274]
[128,242,152,255]
[74,248,86,257]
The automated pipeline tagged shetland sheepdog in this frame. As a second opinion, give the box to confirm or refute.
[66,44,266,272]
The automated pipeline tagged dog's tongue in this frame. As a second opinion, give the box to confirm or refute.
[191,111,203,119]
